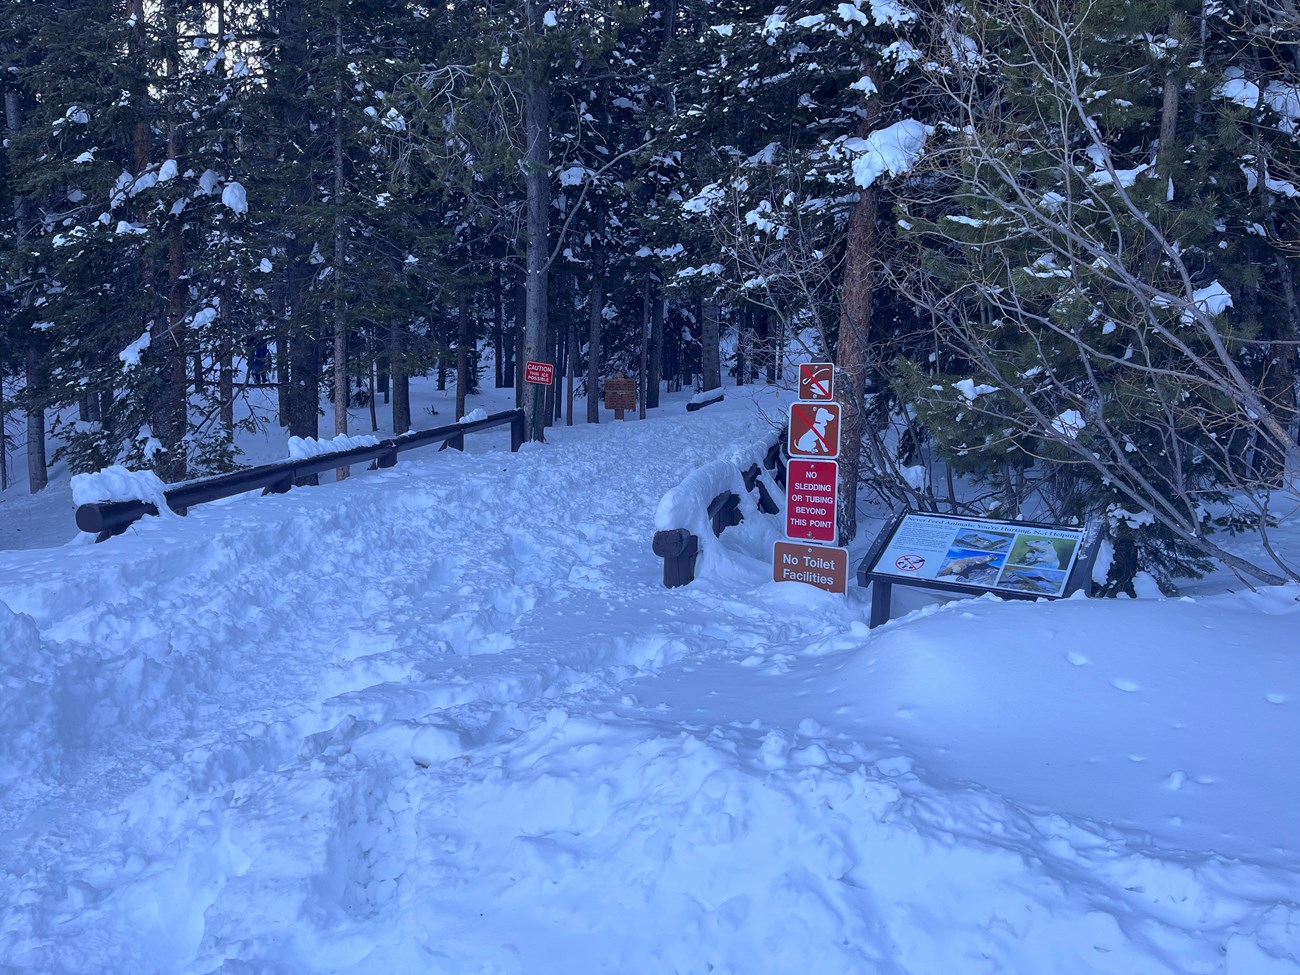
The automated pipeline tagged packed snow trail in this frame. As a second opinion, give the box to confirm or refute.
[1,390,1297,974]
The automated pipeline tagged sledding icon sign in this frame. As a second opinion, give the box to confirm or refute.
[788,401,841,459]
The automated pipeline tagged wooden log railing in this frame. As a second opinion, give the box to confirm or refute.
[652,429,786,589]
[75,408,526,542]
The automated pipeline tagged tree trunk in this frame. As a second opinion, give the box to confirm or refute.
[587,245,604,423]
[649,285,663,408]
[760,307,775,384]
[834,62,883,545]
[287,328,321,441]
[24,350,47,493]
[0,373,7,492]
[522,0,552,441]
[6,69,46,493]
[549,303,561,424]
[276,326,291,424]
[456,289,470,419]
[159,220,188,482]
[368,357,378,432]
[333,13,349,480]
[639,274,650,420]
[1156,13,1184,183]
[566,292,577,426]
[514,267,526,407]
[391,323,411,435]
[219,306,234,435]
[701,296,721,392]
[494,282,505,389]
[735,316,745,387]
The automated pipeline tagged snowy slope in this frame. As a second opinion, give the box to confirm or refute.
[1,389,1297,974]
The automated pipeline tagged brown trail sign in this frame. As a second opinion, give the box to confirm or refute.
[604,376,637,419]
[773,541,848,594]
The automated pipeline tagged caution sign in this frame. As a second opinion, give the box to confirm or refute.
[785,459,837,544]
[525,360,555,385]
[773,541,848,594]
[788,401,841,459]
[798,363,834,401]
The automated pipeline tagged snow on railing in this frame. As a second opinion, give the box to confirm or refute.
[685,386,725,413]
[74,408,526,542]
[651,427,785,588]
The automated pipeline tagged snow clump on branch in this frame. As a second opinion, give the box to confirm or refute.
[848,120,931,189]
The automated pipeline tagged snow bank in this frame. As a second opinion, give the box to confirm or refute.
[0,602,59,791]
[69,464,170,511]
[4,389,1299,975]
[286,432,380,461]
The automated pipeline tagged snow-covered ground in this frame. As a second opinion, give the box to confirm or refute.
[1,383,1298,973]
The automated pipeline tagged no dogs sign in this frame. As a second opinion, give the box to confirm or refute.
[787,401,841,459]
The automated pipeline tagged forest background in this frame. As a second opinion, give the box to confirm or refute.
[3,0,1299,591]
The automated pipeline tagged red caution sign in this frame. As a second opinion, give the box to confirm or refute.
[798,363,834,401]
[785,459,837,544]
[788,401,841,459]
[525,360,555,385]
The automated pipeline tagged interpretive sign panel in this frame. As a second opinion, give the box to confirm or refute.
[787,401,841,459]
[773,541,848,594]
[868,512,1085,598]
[785,459,837,544]
[525,361,555,386]
[857,511,1099,627]
[798,363,834,401]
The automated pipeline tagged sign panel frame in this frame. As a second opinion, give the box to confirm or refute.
[773,541,849,594]
[798,362,835,401]
[787,401,841,459]
[524,360,555,386]
[785,458,838,544]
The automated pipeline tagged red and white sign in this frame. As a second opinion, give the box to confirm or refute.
[895,554,926,572]
[785,459,838,544]
[524,360,555,385]
[798,362,834,401]
[788,401,841,459]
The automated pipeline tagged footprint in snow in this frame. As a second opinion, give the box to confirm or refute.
[1265,693,1287,705]
[1110,678,1140,692]
[1066,651,1090,667]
